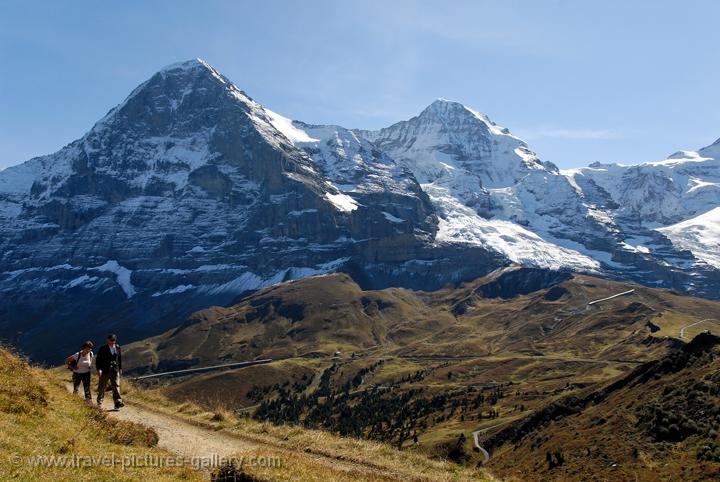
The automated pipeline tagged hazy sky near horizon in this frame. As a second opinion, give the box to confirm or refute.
[1,0,719,170]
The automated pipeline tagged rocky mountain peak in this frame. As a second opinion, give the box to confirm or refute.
[92,58,257,134]
[698,137,720,159]
[55,58,330,206]
[421,97,470,114]
[158,57,214,73]
[0,60,470,362]
[419,98,509,135]
[362,99,545,188]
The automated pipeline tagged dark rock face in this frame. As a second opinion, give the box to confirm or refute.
[543,285,570,301]
[475,268,573,299]
[2,59,719,362]
[0,60,503,362]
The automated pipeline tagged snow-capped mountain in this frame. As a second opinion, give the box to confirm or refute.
[0,59,501,361]
[354,100,613,271]
[564,146,720,225]
[1,58,719,361]
[351,100,720,296]
[358,99,547,188]
[561,143,720,282]
[657,207,720,269]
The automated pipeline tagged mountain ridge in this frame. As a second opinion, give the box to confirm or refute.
[1,58,719,361]
[0,59,501,362]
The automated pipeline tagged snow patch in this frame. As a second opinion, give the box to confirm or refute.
[657,207,720,268]
[382,211,404,223]
[92,260,136,298]
[200,258,351,296]
[63,275,99,289]
[427,184,600,271]
[688,178,719,193]
[201,271,272,296]
[288,209,319,217]
[264,109,319,143]
[325,192,358,212]
[152,284,195,297]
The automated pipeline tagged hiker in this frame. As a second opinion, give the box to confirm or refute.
[65,340,94,401]
[96,334,124,409]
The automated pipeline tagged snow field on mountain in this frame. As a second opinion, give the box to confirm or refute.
[657,207,720,268]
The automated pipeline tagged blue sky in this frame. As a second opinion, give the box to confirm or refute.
[1,0,719,169]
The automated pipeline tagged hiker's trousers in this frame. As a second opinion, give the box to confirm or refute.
[97,369,122,406]
[72,371,91,400]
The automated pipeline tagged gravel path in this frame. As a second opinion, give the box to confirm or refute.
[64,382,447,481]
[93,393,401,480]
[99,398,260,460]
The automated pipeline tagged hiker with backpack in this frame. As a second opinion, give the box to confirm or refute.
[65,340,94,402]
[96,334,124,409]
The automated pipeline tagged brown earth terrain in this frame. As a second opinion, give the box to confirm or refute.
[123,266,720,475]
[485,332,720,481]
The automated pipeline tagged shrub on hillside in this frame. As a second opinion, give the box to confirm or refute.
[211,461,262,481]
[88,406,159,447]
[697,440,720,462]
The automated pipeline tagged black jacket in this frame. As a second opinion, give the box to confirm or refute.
[96,344,122,373]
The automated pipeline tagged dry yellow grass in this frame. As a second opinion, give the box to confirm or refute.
[122,381,492,481]
[648,311,720,339]
[0,345,202,482]
[6,351,490,482]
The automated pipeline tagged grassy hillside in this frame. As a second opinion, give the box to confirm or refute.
[485,333,720,481]
[0,343,490,481]
[127,268,720,371]
[123,267,720,460]
[0,345,201,481]
[121,382,491,482]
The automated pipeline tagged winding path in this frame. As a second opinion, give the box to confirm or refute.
[471,422,506,464]
[65,383,408,480]
[679,318,717,339]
